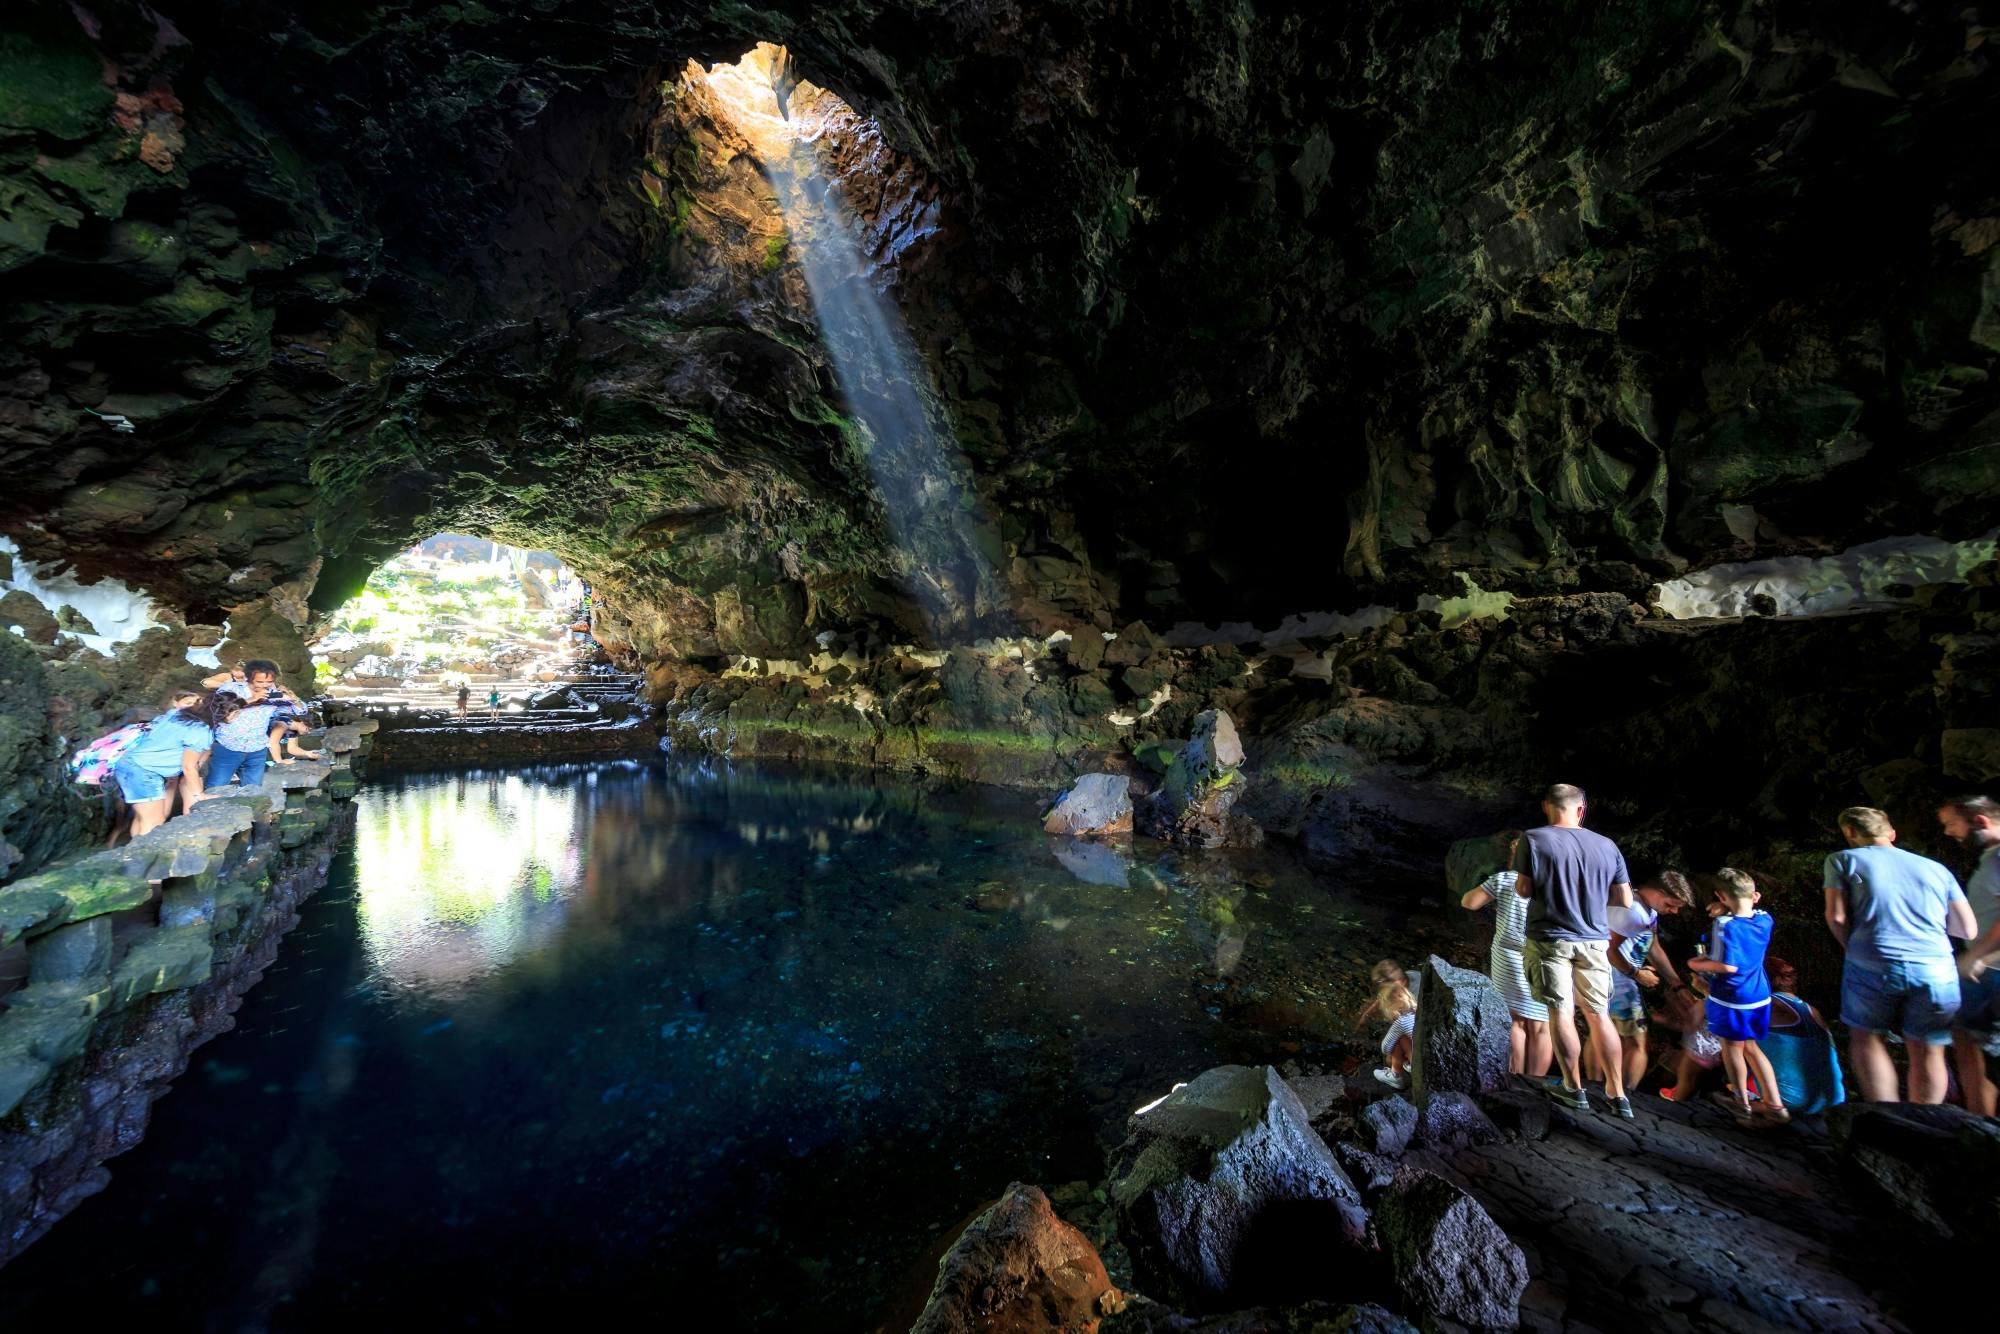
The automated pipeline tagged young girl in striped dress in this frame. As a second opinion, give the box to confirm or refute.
[1459,830,1552,1076]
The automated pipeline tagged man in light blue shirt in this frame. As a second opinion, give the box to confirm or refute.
[1824,805,1977,1103]
[1938,795,2000,1117]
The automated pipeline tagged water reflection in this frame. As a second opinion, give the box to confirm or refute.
[354,767,608,995]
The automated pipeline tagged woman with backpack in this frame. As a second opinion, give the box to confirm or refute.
[112,688,243,837]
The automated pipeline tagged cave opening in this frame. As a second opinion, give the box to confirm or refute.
[312,534,595,706]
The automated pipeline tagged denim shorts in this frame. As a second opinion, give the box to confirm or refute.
[112,755,167,803]
[1954,966,2000,1036]
[1841,959,1961,1046]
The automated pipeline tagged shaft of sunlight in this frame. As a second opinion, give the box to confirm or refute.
[700,44,990,641]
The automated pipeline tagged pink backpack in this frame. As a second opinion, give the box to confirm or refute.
[69,722,148,786]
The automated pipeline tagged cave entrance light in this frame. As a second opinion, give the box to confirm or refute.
[694,44,990,642]
[312,534,592,703]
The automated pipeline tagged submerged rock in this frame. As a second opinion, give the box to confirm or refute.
[1377,1166,1527,1329]
[1110,1064,1370,1311]
[1044,772,1135,837]
[910,1182,1126,1334]
[1410,955,1511,1103]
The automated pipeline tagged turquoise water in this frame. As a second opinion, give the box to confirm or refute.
[0,759,1463,1330]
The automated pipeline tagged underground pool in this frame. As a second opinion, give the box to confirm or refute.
[0,758,1463,1330]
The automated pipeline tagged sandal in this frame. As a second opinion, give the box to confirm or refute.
[1753,1105,1791,1125]
[1710,1090,1754,1117]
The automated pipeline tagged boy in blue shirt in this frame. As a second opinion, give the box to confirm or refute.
[1689,868,1788,1127]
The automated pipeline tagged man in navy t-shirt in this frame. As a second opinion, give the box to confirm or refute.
[1513,783,1636,1118]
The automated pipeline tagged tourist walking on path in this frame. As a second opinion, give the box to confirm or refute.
[1823,806,1977,1103]
[487,686,502,719]
[1514,783,1638,1118]
[1938,795,2000,1116]
[1688,869,1788,1127]
[457,684,470,719]
[112,689,240,837]
[1460,830,1553,1076]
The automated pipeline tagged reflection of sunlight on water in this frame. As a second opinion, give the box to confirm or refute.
[354,774,584,997]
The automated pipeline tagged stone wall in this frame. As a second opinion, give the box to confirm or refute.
[0,721,375,1266]
[360,712,663,770]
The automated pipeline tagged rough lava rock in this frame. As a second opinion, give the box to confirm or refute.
[1410,955,1512,1103]
[1358,1096,1417,1159]
[910,1181,1126,1334]
[1377,1166,1528,1330]
[1826,1102,2000,1243]
[1412,1093,1500,1155]
[1110,1064,1371,1311]
[1044,772,1135,837]
[1142,710,1258,849]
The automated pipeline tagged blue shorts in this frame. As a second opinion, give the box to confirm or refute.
[1608,971,1646,1022]
[1842,960,1961,1046]
[1954,966,2000,1036]
[112,755,169,803]
[1707,998,1770,1042]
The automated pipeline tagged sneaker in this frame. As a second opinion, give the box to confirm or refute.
[1607,1094,1635,1120]
[1372,1067,1408,1090]
[1538,1077,1591,1113]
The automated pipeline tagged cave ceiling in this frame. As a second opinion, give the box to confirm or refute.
[2,0,1997,662]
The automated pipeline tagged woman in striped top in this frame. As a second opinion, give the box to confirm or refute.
[1460,830,1553,1077]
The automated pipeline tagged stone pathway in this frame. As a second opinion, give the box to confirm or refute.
[1445,1087,1904,1333]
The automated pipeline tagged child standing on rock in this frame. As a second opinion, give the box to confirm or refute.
[1688,868,1789,1127]
[1355,959,1419,1090]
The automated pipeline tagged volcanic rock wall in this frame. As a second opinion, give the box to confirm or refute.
[2,1,1998,875]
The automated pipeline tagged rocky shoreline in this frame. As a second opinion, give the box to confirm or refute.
[0,723,375,1266]
[900,958,1987,1334]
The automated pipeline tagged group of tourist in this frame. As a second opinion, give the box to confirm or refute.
[107,660,321,838]
[1366,784,1998,1122]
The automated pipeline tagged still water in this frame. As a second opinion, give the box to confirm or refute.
[0,759,1463,1330]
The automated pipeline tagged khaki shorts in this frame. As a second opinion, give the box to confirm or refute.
[1524,937,1613,1015]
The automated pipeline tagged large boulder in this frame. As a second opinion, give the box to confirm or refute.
[1044,772,1135,836]
[1410,955,1511,1103]
[526,686,586,711]
[1377,1167,1528,1329]
[1827,1102,2000,1242]
[1141,710,1259,849]
[1110,1064,1371,1311]
[910,1182,1126,1334]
